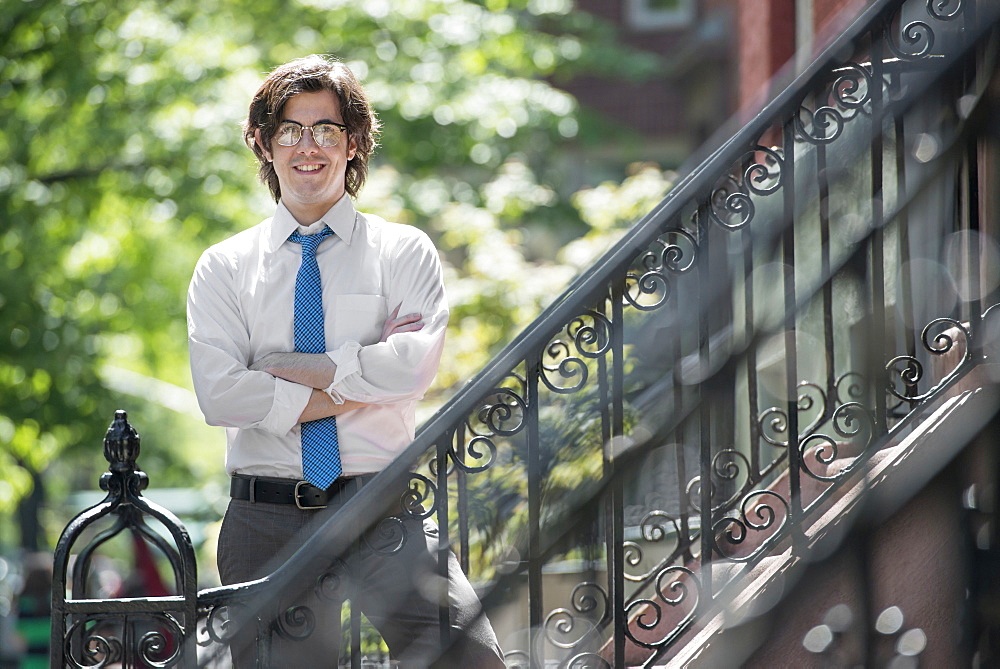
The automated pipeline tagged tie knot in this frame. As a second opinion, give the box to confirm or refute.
[288,226,333,256]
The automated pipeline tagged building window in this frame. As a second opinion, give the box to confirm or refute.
[626,0,695,31]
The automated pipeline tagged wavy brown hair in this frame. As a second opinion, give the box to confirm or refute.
[243,55,380,200]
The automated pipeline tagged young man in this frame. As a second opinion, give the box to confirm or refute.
[187,55,504,668]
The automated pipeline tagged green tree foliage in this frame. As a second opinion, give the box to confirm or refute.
[0,0,670,548]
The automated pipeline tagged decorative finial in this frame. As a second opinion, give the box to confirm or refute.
[103,410,141,472]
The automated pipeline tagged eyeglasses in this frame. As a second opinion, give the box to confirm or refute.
[274,121,348,148]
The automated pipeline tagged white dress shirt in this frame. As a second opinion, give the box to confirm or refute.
[187,194,448,478]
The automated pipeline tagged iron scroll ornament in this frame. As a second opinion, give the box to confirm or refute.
[542,582,610,650]
[759,381,831,448]
[468,373,529,439]
[624,228,698,311]
[926,0,962,21]
[709,145,785,231]
[886,317,971,403]
[624,510,685,582]
[63,613,187,668]
[884,0,964,63]
[712,489,791,563]
[798,402,876,482]
[794,62,872,144]
[686,449,753,515]
[540,310,614,394]
[623,566,702,650]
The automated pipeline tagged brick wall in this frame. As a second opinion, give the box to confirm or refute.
[735,0,871,111]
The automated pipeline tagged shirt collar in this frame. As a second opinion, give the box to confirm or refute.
[265,195,357,252]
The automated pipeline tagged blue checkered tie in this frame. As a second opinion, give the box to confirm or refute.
[288,226,342,489]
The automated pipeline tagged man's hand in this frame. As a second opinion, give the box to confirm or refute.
[381,305,423,342]
[300,390,367,422]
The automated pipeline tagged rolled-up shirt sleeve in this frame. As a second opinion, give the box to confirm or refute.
[325,228,449,404]
[187,247,311,435]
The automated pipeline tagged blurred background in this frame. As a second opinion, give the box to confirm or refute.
[0,0,744,576]
[9,0,997,665]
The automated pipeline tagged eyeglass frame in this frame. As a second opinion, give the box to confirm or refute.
[273,120,349,148]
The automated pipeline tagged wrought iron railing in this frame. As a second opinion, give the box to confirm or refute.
[51,0,1000,666]
[51,411,199,667]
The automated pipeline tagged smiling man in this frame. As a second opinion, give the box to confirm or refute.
[186,55,504,668]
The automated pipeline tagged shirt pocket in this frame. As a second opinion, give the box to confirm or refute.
[332,294,386,347]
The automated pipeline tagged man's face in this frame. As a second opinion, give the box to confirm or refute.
[255,89,357,224]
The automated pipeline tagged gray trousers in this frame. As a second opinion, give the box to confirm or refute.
[217,479,505,668]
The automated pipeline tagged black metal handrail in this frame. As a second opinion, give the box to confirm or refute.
[51,0,1000,666]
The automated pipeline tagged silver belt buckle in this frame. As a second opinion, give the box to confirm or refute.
[294,480,326,510]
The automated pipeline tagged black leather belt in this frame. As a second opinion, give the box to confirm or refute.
[230,474,373,510]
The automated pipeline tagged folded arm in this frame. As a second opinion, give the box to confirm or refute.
[254,230,447,408]
[188,227,447,430]
[187,247,367,432]
[324,230,448,404]
[187,250,297,434]
[251,306,424,420]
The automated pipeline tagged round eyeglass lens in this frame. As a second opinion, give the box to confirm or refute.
[275,123,301,146]
[311,124,342,147]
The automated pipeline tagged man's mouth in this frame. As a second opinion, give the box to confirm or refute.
[295,164,324,173]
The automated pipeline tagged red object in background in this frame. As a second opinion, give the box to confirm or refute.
[132,530,170,597]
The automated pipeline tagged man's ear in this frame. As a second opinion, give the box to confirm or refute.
[254,128,273,162]
[346,135,357,161]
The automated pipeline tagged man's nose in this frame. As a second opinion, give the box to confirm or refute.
[297,128,321,151]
